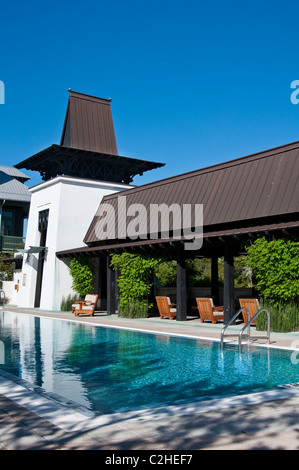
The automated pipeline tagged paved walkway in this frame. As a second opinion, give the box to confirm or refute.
[0,307,299,450]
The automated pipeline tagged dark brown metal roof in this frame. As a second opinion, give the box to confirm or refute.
[60,90,118,155]
[83,140,299,245]
[15,144,164,184]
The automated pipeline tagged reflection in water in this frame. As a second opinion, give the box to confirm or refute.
[0,311,298,414]
[34,317,42,387]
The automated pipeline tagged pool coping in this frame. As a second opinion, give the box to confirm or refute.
[1,367,299,434]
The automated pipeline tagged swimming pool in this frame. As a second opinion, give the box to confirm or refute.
[0,311,298,415]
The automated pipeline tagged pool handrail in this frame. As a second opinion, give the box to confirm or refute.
[220,307,250,347]
[238,308,271,349]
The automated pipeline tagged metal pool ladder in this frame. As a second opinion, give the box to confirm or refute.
[221,307,271,351]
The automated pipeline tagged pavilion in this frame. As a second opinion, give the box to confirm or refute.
[57,140,299,323]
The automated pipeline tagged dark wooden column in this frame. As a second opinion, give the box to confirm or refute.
[115,268,120,310]
[98,256,107,310]
[211,256,219,305]
[176,246,187,321]
[107,255,116,315]
[223,245,235,324]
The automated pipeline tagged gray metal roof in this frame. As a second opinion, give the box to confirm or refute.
[0,172,31,202]
[0,165,30,182]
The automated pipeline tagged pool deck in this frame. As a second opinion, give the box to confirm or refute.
[0,306,299,450]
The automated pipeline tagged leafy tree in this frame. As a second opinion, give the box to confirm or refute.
[246,236,299,304]
[154,260,177,287]
[154,257,251,288]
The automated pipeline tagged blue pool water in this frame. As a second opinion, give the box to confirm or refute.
[0,311,298,414]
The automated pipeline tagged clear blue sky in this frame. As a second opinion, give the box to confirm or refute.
[1,0,299,188]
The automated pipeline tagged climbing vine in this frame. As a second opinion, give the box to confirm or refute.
[69,255,95,297]
[110,253,162,317]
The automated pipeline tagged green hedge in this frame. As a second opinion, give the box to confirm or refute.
[118,299,149,318]
[256,301,299,333]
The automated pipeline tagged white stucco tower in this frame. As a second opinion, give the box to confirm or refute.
[17,176,131,310]
[14,90,163,311]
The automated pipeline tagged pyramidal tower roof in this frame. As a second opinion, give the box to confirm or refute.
[14,90,164,184]
[60,90,118,155]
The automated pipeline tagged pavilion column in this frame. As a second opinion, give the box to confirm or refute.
[223,245,235,324]
[211,256,219,305]
[98,256,107,310]
[176,246,187,321]
[107,255,116,315]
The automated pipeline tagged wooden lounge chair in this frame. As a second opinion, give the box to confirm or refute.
[156,296,176,320]
[72,294,99,317]
[196,297,224,324]
[239,298,259,324]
